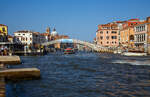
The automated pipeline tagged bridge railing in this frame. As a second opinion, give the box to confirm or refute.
[41,38,116,52]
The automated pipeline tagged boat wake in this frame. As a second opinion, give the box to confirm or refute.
[112,60,150,66]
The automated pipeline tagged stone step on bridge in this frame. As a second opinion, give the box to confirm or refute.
[41,38,114,52]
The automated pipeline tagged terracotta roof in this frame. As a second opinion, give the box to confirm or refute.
[8,35,13,38]
[99,23,118,27]
[116,21,126,23]
[128,18,139,21]
[134,21,148,27]
[121,26,131,31]
[50,35,69,39]
[121,20,146,30]
[33,32,40,34]
[59,35,69,39]
[14,30,33,33]
[40,33,49,36]
[121,24,137,30]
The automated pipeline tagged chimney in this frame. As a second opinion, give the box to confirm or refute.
[146,17,150,23]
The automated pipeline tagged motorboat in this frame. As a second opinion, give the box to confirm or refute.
[64,48,75,54]
[121,52,147,56]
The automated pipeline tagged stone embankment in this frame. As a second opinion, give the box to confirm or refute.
[0,68,40,81]
[0,56,41,97]
[0,56,21,65]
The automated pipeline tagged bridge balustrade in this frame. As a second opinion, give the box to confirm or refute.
[41,39,114,52]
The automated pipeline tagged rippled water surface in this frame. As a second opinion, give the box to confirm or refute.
[6,52,150,97]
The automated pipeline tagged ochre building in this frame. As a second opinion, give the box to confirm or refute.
[0,24,8,35]
[96,23,119,47]
[120,19,141,49]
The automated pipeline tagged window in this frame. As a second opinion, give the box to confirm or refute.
[103,27,107,29]
[140,26,142,31]
[112,31,117,34]
[106,36,109,40]
[97,37,99,40]
[101,42,103,44]
[129,35,134,40]
[107,41,109,44]
[136,27,138,32]
[2,28,5,32]
[142,26,144,31]
[106,31,109,34]
[137,27,139,32]
[141,35,144,41]
[23,34,25,35]
[143,25,145,31]
[100,31,103,34]
[100,36,103,39]
[143,34,145,41]
[111,36,117,39]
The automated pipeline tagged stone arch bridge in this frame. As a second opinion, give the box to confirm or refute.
[41,39,114,52]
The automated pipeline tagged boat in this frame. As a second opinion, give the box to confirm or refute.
[121,52,147,56]
[64,48,75,54]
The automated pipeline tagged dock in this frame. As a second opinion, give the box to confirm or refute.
[0,56,21,64]
[121,52,147,56]
[0,68,40,81]
[0,56,41,97]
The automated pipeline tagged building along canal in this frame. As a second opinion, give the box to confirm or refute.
[6,52,150,97]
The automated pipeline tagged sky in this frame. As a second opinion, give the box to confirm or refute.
[0,0,150,41]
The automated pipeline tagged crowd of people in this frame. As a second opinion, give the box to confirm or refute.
[0,46,9,56]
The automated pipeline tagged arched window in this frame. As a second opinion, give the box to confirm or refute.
[130,35,134,40]
[2,28,5,32]
[100,31,103,34]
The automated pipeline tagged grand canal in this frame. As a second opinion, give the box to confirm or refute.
[6,52,150,97]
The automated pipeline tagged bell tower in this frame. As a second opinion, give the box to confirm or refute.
[53,27,56,31]
[146,17,150,23]
[46,27,50,34]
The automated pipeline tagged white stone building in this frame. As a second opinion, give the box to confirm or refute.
[134,17,150,53]
[14,30,39,45]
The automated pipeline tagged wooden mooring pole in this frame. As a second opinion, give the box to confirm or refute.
[0,76,5,97]
[0,63,6,97]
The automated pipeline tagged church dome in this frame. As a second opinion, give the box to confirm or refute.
[51,28,58,36]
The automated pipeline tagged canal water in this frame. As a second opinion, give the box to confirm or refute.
[6,52,150,97]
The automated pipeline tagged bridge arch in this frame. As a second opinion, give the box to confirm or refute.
[41,39,101,51]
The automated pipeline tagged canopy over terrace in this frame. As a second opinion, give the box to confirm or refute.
[59,39,73,43]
